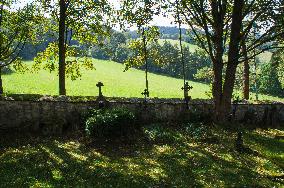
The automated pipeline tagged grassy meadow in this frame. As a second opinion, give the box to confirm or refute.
[2,59,283,101]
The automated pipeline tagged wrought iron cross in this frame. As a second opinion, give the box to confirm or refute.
[141,88,149,99]
[96,82,104,97]
[182,82,193,101]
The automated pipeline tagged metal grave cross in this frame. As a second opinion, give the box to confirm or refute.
[182,82,193,101]
[96,82,104,97]
[141,88,149,99]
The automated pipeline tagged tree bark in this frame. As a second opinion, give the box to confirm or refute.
[0,67,3,94]
[242,42,250,100]
[0,4,3,95]
[217,0,244,121]
[212,58,224,121]
[59,0,66,95]
[211,5,225,122]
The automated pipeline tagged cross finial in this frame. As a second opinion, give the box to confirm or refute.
[96,82,104,97]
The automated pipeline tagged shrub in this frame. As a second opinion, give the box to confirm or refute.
[85,108,136,138]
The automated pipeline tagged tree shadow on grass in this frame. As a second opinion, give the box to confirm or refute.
[0,127,283,187]
[244,129,284,170]
[0,138,202,187]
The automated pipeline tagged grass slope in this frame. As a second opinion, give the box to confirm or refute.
[3,59,209,99]
[2,59,282,101]
[0,126,283,187]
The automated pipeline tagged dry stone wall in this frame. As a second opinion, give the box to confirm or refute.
[0,99,283,134]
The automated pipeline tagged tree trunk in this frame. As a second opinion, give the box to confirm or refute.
[210,1,228,122]
[216,0,244,122]
[59,0,66,95]
[0,5,3,95]
[212,59,224,121]
[0,67,3,94]
[242,42,250,100]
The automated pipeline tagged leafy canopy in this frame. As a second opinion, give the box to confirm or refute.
[0,0,40,72]
[33,0,113,80]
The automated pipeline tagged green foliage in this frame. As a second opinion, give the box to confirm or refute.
[32,0,112,84]
[0,1,39,72]
[33,43,94,80]
[143,124,184,143]
[11,59,30,74]
[277,63,284,88]
[38,0,113,44]
[124,26,160,71]
[259,62,283,96]
[119,0,160,29]
[270,50,284,89]
[194,66,213,83]
[123,38,211,82]
[85,108,136,138]
[183,123,211,140]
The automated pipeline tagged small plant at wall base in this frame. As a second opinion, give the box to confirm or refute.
[85,108,136,138]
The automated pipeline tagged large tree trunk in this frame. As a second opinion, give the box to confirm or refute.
[211,5,225,122]
[242,42,250,100]
[212,58,224,121]
[216,0,244,122]
[0,67,3,94]
[59,0,66,95]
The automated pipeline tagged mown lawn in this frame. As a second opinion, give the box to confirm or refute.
[0,125,283,187]
[2,59,283,101]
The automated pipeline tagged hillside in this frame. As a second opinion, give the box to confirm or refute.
[158,39,273,63]
[2,59,282,101]
[2,60,208,99]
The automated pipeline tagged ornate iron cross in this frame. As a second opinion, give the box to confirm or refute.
[141,88,149,99]
[96,82,104,97]
[182,82,193,109]
[182,82,193,101]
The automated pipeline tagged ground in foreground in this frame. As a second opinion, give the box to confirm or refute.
[0,124,283,187]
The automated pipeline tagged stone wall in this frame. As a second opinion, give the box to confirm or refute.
[0,99,283,134]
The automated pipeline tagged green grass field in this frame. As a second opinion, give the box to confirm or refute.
[2,59,283,101]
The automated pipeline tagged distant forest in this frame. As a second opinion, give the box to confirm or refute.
[19,26,194,60]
